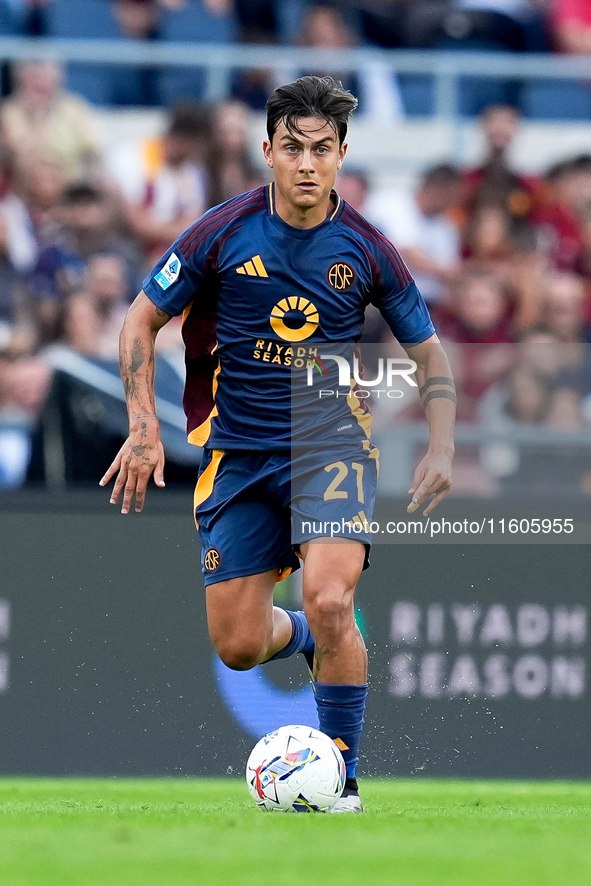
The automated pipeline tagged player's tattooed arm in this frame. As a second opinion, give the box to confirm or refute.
[100,292,172,513]
[120,337,144,404]
[403,335,455,516]
[419,376,457,407]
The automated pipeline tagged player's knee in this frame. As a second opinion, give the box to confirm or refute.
[213,636,263,671]
[305,587,353,636]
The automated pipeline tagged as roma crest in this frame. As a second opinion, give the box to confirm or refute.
[204,548,221,572]
[327,262,355,291]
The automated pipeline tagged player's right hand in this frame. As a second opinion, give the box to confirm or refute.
[100,421,165,514]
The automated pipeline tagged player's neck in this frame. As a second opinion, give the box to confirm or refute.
[274,190,335,230]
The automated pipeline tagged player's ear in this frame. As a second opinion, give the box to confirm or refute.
[337,142,348,169]
[263,140,273,168]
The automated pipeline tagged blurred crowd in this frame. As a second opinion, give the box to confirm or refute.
[3,0,588,58]
[0,48,590,491]
[0,1,590,114]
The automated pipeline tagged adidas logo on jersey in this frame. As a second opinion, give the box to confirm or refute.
[236,255,268,277]
[348,510,369,531]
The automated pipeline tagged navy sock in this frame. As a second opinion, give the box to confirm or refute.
[314,682,367,779]
[263,609,314,669]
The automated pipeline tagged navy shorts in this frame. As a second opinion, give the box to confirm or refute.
[194,446,379,585]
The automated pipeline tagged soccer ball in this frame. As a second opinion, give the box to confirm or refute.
[246,724,346,812]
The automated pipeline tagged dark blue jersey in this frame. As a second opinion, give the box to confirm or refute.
[142,184,435,450]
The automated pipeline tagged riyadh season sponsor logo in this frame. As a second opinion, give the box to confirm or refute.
[306,354,418,400]
[389,601,586,701]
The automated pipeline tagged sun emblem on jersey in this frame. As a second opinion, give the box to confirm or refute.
[328,262,355,291]
[270,296,319,342]
[204,548,221,572]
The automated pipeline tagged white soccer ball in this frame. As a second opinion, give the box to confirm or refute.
[246,724,346,812]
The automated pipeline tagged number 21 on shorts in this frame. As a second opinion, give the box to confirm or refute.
[323,461,365,503]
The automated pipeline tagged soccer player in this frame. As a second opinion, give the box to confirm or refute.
[101,76,455,812]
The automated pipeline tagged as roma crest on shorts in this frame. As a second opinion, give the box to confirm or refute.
[204,548,221,572]
[327,261,355,291]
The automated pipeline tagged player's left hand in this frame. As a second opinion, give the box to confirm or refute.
[407,452,452,516]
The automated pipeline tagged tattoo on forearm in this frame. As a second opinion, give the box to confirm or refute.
[121,338,148,406]
[155,306,170,318]
[418,376,455,397]
[419,376,456,410]
[422,389,457,406]
[130,338,144,374]
[122,374,138,402]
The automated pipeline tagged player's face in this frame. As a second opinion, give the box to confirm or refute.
[263,117,347,229]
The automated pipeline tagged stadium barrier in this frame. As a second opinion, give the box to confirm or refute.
[2,38,591,120]
[0,490,588,778]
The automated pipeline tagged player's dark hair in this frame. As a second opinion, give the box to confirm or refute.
[266,76,358,145]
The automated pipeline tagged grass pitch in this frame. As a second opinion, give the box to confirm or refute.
[0,779,590,886]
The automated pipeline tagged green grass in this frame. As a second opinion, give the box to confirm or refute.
[1,779,591,886]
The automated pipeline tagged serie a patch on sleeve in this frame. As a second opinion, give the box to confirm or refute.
[155,253,181,290]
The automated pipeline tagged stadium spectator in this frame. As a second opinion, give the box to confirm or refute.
[108,0,162,105]
[505,362,552,423]
[463,202,516,265]
[31,181,140,344]
[112,0,160,37]
[540,271,591,342]
[106,101,216,265]
[434,269,515,343]
[294,5,403,121]
[462,105,541,234]
[532,155,591,273]
[336,168,370,214]
[462,199,546,334]
[211,100,266,202]
[0,352,50,487]
[358,0,533,53]
[14,152,65,239]
[551,0,591,53]
[61,251,184,364]
[296,5,358,88]
[17,0,50,36]
[481,331,588,430]
[0,148,39,354]
[573,206,591,286]
[61,254,130,361]
[0,60,101,182]
[365,164,462,304]
[230,0,276,43]
[227,0,278,110]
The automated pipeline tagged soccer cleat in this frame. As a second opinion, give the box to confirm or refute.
[331,777,364,813]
